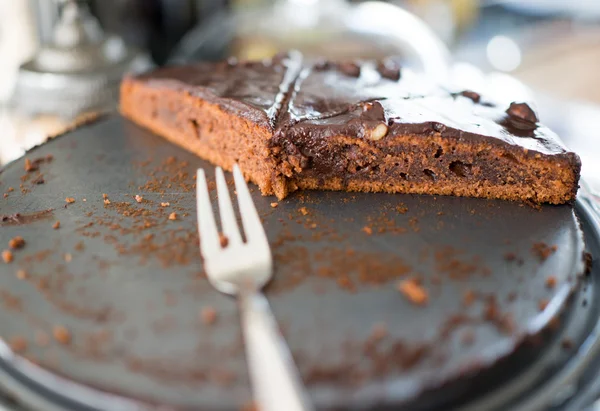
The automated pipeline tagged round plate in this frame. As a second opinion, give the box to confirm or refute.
[0,116,587,410]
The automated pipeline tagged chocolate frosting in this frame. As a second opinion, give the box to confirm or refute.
[138,51,576,159]
[137,57,291,129]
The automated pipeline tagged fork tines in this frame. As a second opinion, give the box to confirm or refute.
[196,165,271,258]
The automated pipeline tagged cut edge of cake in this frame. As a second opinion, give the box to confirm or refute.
[272,130,580,205]
[120,77,290,198]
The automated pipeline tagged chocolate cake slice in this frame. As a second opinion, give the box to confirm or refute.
[120,52,581,204]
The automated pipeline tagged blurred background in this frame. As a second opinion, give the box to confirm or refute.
[0,0,599,188]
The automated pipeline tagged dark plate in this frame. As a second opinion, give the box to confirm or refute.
[0,115,590,411]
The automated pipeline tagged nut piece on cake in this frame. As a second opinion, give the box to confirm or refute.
[120,52,580,204]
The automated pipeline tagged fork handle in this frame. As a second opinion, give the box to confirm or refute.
[240,291,314,411]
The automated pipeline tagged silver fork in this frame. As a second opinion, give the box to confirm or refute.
[196,164,314,411]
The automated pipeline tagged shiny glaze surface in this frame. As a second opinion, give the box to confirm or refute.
[137,52,578,161]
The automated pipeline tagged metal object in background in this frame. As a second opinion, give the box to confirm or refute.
[0,0,38,102]
[169,1,452,83]
[0,0,152,166]
[13,0,151,119]
[86,0,230,65]
[27,0,60,45]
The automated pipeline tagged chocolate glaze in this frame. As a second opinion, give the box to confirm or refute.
[136,51,580,167]
[136,57,292,130]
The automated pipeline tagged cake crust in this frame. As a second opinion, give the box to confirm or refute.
[120,52,581,204]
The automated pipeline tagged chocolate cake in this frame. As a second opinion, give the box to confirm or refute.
[120,51,581,204]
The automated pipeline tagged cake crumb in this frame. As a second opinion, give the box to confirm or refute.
[16,270,27,280]
[561,338,573,350]
[299,207,309,216]
[396,204,408,214]
[64,253,72,263]
[370,323,388,341]
[24,158,38,172]
[102,193,108,199]
[409,217,420,232]
[548,316,561,331]
[9,336,27,353]
[538,299,549,311]
[82,198,86,202]
[219,234,229,248]
[201,307,217,325]
[397,279,428,305]
[270,202,278,208]
[135,195,143,203]
[53,326,71,344]
[52,221,60,229]
[104,199,111,205]
[160,202,170,207]
[65,197,75,204]
[7,187,14,192]
[337,276,356,292]
[37,278,49,290]
[463,290,476,307]
[168,212,177,221]
[545,276,557,289]
[531,242,557,261]
[8,236,25,250]
[362,226,373,235]
[2,250,13,263]
[584,252,593,275]
[32,175,45,185]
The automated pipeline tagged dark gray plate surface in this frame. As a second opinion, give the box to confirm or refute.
[0,116,587,410]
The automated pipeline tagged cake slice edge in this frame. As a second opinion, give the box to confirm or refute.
[120,76,291,198]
